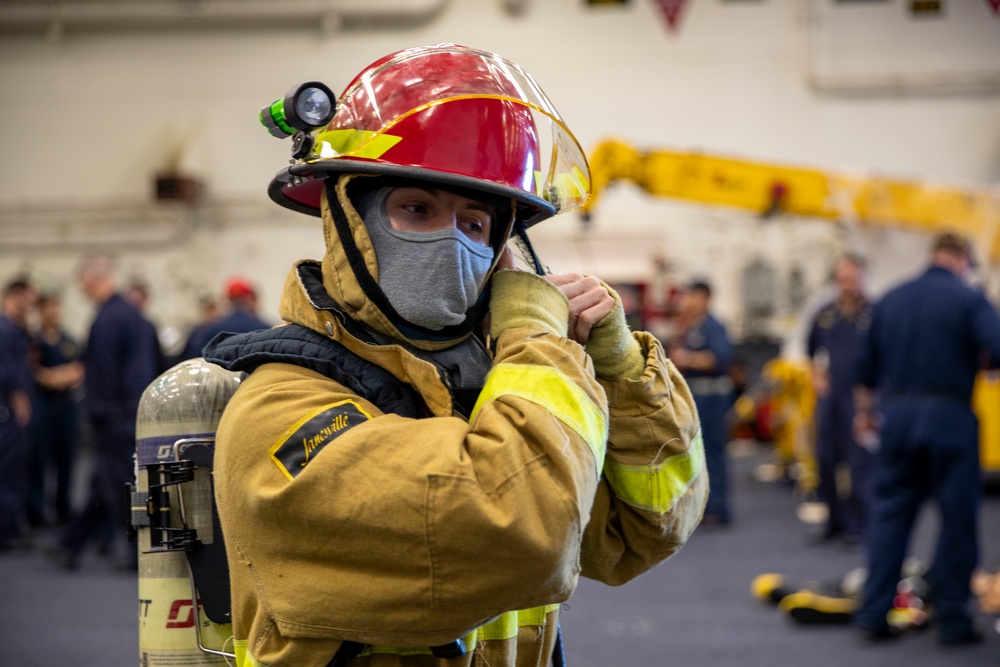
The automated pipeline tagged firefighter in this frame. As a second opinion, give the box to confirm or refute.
[203,43,707,667]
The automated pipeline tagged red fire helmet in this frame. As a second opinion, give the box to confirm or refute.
[268,43,591,228]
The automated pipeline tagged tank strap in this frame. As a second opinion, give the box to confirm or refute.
[203,323,424,419]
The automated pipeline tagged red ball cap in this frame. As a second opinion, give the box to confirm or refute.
[225,277,256,300]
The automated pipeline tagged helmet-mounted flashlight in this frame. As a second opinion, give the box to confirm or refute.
[260,81,336,139]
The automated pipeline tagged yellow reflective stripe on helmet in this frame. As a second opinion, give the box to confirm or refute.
[603,430,705,514]
[477,604,561,642]
[470,364,608,475]
[313,129,402,160]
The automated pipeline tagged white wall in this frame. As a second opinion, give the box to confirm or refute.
[2,0,999,347]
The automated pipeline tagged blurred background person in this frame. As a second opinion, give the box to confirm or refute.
[806,254,873,547]
[853,233,1000,645]
[27,292,84,526]
[49,255,159,570]
[125,276,167,374]
[184,276,271,357]
[0,277,37,552]
[177,294,220,361]
[670,279,733,526]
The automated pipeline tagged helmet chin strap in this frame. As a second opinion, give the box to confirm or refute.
[513,221,547,275]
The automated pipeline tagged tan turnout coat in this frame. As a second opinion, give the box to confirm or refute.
[212,179,708,667]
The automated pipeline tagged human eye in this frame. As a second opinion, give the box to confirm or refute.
[459,215,490,245]
[402,202,429,216]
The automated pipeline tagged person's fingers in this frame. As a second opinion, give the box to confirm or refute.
[579,298,614,329]
[569,289,616,343]
[568,285,615,318]
[553,276,606,307]
[542,273,616,342]
[544,272,586,288]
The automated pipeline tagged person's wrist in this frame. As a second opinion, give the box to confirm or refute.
[585,282,644,379]
[489,271,569,339]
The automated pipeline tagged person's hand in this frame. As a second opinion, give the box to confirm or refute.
[811,370,830,399]
[12,390,31,427]
[544,273,616,344]
[853,410,880,451]
[35,361,84,392]
[669,345,690,370]
[64,361,84,389]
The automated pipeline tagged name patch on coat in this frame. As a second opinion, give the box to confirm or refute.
[269,400,372,480]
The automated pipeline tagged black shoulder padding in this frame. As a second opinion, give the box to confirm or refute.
[203,324,424,419]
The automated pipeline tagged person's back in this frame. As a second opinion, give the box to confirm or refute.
[875,266,991,401]
[854,233,1000,646]
[866,266,996,401]
[85,293,157,425]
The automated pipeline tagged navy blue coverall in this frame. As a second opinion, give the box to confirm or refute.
[29,328,82,523]
[0,314,34,545]
[679,314,733,523]
[807,298,874,539]
[57,294,158,565]
[853,266,1000,640]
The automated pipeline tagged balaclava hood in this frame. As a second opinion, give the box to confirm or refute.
[318,174,514,350]
[353,186,494,331]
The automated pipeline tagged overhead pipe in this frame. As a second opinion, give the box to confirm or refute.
[0,0,452,37]
[0,195,309,254]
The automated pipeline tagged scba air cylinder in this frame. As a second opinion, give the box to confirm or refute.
[135,359,242,666]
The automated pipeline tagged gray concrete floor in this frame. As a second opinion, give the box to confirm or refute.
[1,445,997,666]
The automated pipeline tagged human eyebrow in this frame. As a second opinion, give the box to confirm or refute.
[463,202,494,217]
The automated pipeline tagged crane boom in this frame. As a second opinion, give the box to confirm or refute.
[583,139,1000,264]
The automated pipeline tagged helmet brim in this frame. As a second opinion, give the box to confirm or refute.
[269,161,558,228]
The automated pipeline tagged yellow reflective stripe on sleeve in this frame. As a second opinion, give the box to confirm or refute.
[233,639,269,667]
[470,364,608,475]
[362,604,559,657]
[477,604,561,642]
[603,430,705,514]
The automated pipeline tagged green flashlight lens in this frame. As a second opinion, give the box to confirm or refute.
[295,87,333,127]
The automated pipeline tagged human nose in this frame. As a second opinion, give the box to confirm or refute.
[429,209,460,232]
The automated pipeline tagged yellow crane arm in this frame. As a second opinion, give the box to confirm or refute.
[583,139,1000,263]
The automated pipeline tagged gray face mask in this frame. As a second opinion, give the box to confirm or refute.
[355,187,495,331]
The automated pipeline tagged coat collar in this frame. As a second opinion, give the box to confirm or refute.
[278,260,455,417]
